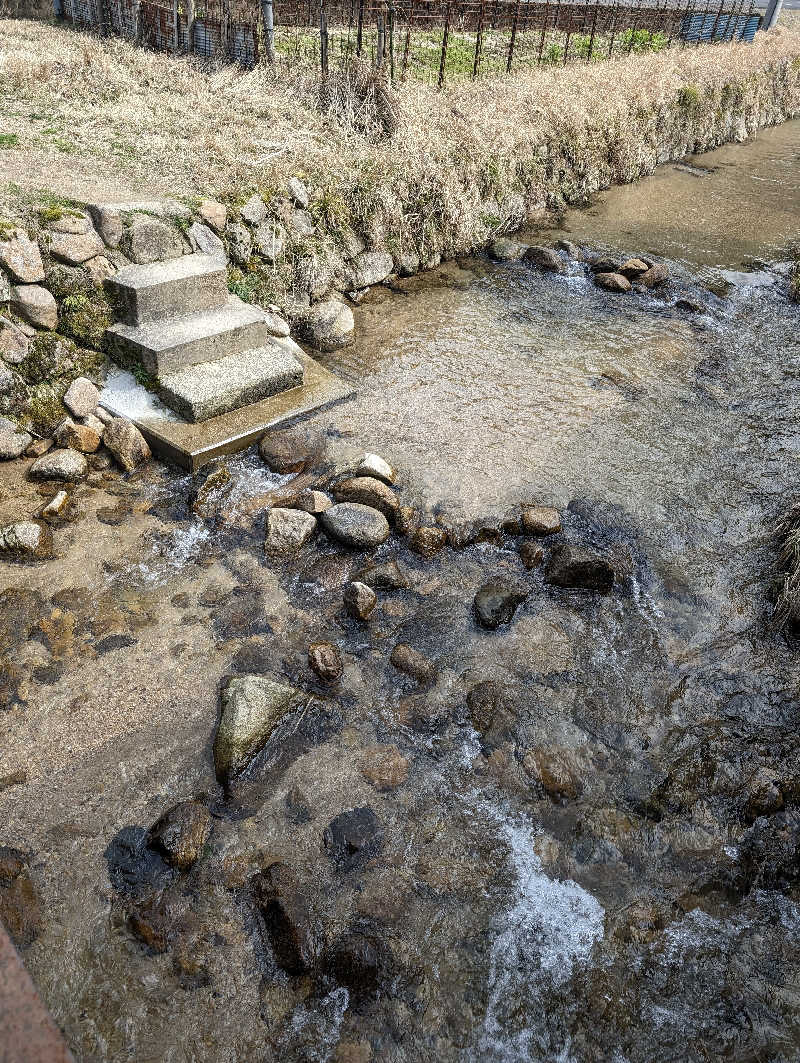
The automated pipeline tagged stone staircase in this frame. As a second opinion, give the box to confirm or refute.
[104,253,304,423]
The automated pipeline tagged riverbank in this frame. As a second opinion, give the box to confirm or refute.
[2,18,800,320]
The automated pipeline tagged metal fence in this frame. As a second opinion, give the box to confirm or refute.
[52,0,763,78]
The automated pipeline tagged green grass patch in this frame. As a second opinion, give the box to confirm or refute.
[0,134,20,149]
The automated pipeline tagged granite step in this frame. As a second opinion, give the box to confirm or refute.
[156,338,305,423]
[106,296,277,376]
[105,253,228,325]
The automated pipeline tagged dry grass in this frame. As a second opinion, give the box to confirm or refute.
[1,17,799,262]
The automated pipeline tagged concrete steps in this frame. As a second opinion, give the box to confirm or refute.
[106,253,227,325]
[106,296,279,376]
[157,339,304,423]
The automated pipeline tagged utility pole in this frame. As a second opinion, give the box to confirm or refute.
[762,0,783,29]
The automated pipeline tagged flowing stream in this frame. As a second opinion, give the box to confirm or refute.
[2,120,800,1063]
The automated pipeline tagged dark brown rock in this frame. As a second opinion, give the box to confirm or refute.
[344,581,377,621]
[473,583,527,630]
[524,245,566,274]
[520,541,544,569]
[361,746,410,790]
[390,643,437,685]
[544,543,615,592]
[594,272,631,293]
[259,425,326,474]
[325,931,394,1005]
[0,847,44,949]
[357,560,410,590]
[521,505,561,536]
[332,476,399,522]
[639,262,669,289]
[251,862,321,974]
[309,641,343,684]
[148,800,212,871]
[409,525,447,559]
[324,807,383,870]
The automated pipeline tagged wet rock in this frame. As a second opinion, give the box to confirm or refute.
[489,237,526,262]
[467,680,519,747]
[618,258,650,279]
[11,284,58,329]
[29,448,88,482]
[523,747,581,801]
[53,418,101,453]
[588,254,620,273]
[128,891,188,952]
[212,588,270,640]
[519,541,544,569]
[265,507,317,559]
[0,847,44,948]
[361,746,410,791]
[522,504,562,536]
[445,516,503,549]
[395,505,416,536]
[41,490,69,520]
[191,463,231,518]
[356,452,395,485]
[198,199,227,234]
[524,245,566,274]
[325,931,394,1005]
[390,643,437,685]
[251,862,321,975]
[357,560,409,591]
[676,296,704,313]
[0,521,53,561]
[103,417,151,472]
[149,800,212,871]
[297,299,355,352]
[0,228,45,283]
[332,476,399,522]
[324,807,383,871]
[473,583,527,630]
[308,641,343,684]
[126,215,185,264]
[556,239,583,260]
[295,488,332,514]
[594,272,631,293]
[545,543,615,592]
[639,262,670,289]
[259,425,325,474]
[214,674,300,783]
[285,785,312,823]
[300,553,352,591]
[321,503,390,549]
[745,768,784,822]
[344,581,377,620]
[409,525,447,559]
[0,426,32,459]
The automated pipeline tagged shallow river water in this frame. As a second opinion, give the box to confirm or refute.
[2,121,800,1063]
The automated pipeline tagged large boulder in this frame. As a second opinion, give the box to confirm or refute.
[320,503,390,549]
[0,521,53,561]
[10,285,58,330]
[297,300,354,352]
[103,417,151,472]
[544,543,615,592]
[213,675,299,782]
[28,448,88,482]
[0,228,44,283]
[264,507,317,558]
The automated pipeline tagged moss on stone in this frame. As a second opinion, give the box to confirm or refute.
[22,382,69,435]
[46,264,113,349]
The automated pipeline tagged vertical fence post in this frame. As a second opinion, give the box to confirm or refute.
[708,0,726,43]
[320,1,329,73]
[586,0,599,59]
[356,0,364,54]
[763,0,783,29]
[506,0,519,73]
[388,3,396,79]
[261,0,275,60]
[536,0,549,62]
[376,14,385,67]
[438,0,451,87]
[473,0,485,77]
[402,0,414,77]
[607,0,618,56]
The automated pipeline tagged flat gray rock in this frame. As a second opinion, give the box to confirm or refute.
[11,284,58,330]
[265,507,317,558]
[28,448,88,482]
[320,502,390,548]
[0,428,32,460]
[0,228,44,283]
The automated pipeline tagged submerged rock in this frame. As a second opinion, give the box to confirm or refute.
[213,675,300,783]
[358,560,409,590]
[251,861,321,975]
[298,299,355,352]
[148,800,211,871]
[0,520,53,561]
[409,525,447,559]
[361,746,410,791]
[308,642,343,684]
[0,846,44,948]
[523,746,581,801]
[473,583,527,630]
[544,543,615,592]
[489,237,526,262]
[324,807,383,871]
[344,581,377,620]
[639,262,670,289]
[522,504,562,536]
[265,507,317,559]
[325,931,395,1005]
[259,425,325,474]
[321,503,390,549]
[390,643,437,686]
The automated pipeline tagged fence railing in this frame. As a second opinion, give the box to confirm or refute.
[51,0,763,79]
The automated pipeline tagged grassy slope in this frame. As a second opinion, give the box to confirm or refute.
[1,17,799,292]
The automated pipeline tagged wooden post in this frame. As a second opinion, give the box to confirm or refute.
[472,0,485,77]
[376,14,384,67]
[402,0,413,77]
[356,0,364,54]
[320,4,329,72]
[438,0,450,87]
[506,0,519,72]
[586,0,599,59]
